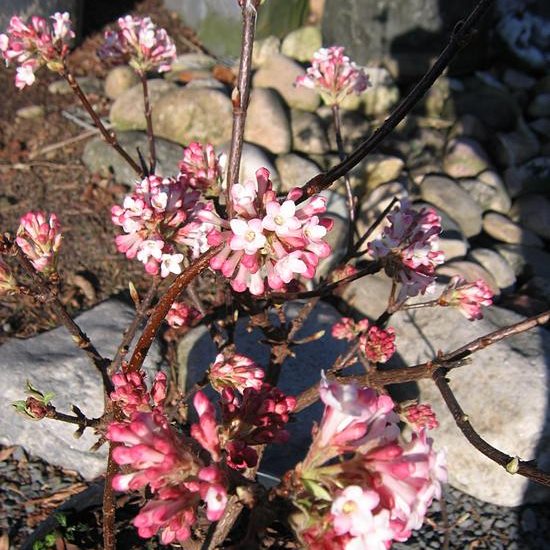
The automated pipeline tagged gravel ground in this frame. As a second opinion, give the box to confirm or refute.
[1,444,549,549]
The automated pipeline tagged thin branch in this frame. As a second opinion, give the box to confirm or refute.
[110,277,160,375]
[102,442,118,550]
[433,368,550,488]
[225,0,259,217]
[294,309,550,413]
[140,73,156,174]
[4,236,110,388]
[299,0,495,199]
[62,67,143,177]
[331,104,355,254]
[126,245,222,373]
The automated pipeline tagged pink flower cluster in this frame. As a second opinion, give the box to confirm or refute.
[166,301,201,328]
[368,200,444,301]
[295,46,370,106]
[331,318,396,364]
[0,12,74,88]
[0,259,16,294]
[16,211,62,275]
[438,275,494,320]
[209,353,265,393]
[400,402,439,433]
[108,411,227,544]
[296,376,446,549]
[200,168,333,295]
[111,174,204,277]
[98,15,176,74]
[110,370,167,418]
[220,384,296,470]
[179,142,222,193]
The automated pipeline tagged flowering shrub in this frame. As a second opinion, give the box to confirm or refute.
[1,5,543,550]
[0,12,73,88]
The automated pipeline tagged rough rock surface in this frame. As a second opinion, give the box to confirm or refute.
[387,305,550,506]
[0,300,162,480]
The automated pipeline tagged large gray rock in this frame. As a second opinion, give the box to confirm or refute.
[322,0,489,81]
[244,88,291,155]
[420,174,483,237]
[388,305,550,506]
[0,300,162,480]
[511,193,550,240]
[82,131,184,184]
[110,79,177,132]
[443,138,491,178]
[164,0,309,58]
[176,301,351,476]
[253,54,320,112]
[152,87,233,146]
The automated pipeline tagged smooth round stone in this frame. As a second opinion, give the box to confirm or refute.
[420,174,483,237]
[290,110,330,154]
[511,193,550,240]
[165,53,217,80]
[443,138,491,178]
[244,88,291,155]
[363,154,405,191]
[504,156,550,197]
[483,212,543,247]
[252,35,281,69]
[281,25,322,62]
[152,87,233,146]
[104,66,139,100]
[216,142,279,189]
[437,261,499,295]
[110,79,177,132]
[15,105,45,119]
[253,53,320,112]
[457,174,511,214]
[528,94,550,118]
[491,120,539,168]
[275,153,321,193]
[469,248,516,290]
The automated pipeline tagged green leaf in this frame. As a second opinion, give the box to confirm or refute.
[12,400,33,418]
[42,392,55,405]
[301,478,332,501]
[55,513,67,527]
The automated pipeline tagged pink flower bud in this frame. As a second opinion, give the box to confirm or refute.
[438,276,494,320]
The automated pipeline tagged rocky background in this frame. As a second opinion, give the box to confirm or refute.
[1,0,550,547]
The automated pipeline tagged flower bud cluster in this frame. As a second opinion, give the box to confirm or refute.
[16,211,62,275]
[331,317,396,364]
[438,275,494,320]
[400,401,439,432]
[295,46,370,106]
[209,353,265,393]
[294,376,446,549]
[110,370,167,418]
[166,301,201,329]
[200,168,333,295]
[108,411,227,544]
[98,15,176,74]
[0,12,74,88]
[368,200,444,301]
[179,142,222,193]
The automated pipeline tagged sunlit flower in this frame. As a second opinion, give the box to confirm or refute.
[438,275,494,320]
[295,46,370,106]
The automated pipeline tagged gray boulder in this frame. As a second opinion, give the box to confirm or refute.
[388,305,550,506]
[0,300,162,480]
[82,131,184,184]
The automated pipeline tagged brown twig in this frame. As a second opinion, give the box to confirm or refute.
[433,368,550,487]
[102,441,118,550]
[294,309,550,413]
[126,245,222,373]
[225,0,259,216]
[299,0,495,199]
[62,67,143,177]
[331,104,355,254]
[4,236,110,387]
[110,277,160,375]
[140,73,156,174]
